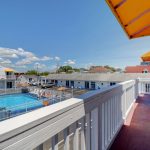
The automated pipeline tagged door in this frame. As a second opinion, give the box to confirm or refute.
[85,81,89,89]
[66,80,70,87]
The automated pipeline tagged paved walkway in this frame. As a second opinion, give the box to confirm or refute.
[110,94,150,150]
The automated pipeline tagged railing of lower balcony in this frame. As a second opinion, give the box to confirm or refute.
[138,78,150,94]
[0,75,16,79]
[0,80,139,150]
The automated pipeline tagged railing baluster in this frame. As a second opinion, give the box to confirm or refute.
[64,127,70,150]
[102,103,105,150]
[52,135,58,150]
[91,108,98,150]
[85,113,91,150]
[80,118,86,150]
[110,97,113,139]
[104,101,107,147]
[73,122,79,150]
[107,99,111,141]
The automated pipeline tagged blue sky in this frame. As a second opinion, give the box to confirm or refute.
[0,0,150,71]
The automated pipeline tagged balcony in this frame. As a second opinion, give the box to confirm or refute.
[0,75,16,80]
[0,78,149,150]
[6,75,16,79]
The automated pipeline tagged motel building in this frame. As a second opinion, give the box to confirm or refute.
[46,73,150,90]
[46,73,118,90]
[0,66,16,90]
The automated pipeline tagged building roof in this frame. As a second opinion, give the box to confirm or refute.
[47,73,150,82]
[106,0,150,39]
[125,66,150,73]
[18,75,38,79]
[89,66,111,73]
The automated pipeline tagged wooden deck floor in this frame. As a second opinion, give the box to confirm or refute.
[110,94,150,150]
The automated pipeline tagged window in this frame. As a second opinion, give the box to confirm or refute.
[143,69,148,73]
[110,82,116,86]
[7,82,13,88]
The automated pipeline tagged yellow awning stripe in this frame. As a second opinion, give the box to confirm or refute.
[4,68,14,72]
[106,0,150,39]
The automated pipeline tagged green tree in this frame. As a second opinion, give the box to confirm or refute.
[26,70,38,75]
[57,66,73,73]
[26,70,49,76]
[39,72,49,76]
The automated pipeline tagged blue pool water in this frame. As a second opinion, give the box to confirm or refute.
[0,94,43,114]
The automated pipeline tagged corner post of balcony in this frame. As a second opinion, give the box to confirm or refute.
[135,78,140,98]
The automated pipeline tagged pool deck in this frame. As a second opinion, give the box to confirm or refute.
[110,94,150,150]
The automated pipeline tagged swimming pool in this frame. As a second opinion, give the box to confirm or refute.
[0,94,44,120]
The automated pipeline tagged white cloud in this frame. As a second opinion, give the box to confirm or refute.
[64,59,76,65]
[55,56,60,61]
[0,47,62,71]
[16,59,32,65]
[0,47,52,66]
[0,48,19,58]
[41,56,52,61]
[0,58,12,64]
[34,62,50,71]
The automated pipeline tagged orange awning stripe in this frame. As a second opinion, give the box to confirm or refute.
[106,0,150,39]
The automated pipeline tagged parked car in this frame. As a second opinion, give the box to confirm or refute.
[30,82,38,86]
[41,83,55,88]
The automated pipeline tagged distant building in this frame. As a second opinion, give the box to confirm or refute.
[125,51,150,73]
[46,73,150,90]
[0,66,16,89]
[17,75,51,85]
[89,66,111,73]
[17,75,38,84]
[125,66,150,73]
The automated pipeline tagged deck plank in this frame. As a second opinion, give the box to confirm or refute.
[110,94,150,150]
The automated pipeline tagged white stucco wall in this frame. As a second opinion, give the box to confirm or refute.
[0,81,5,89]
[57,80,66,87]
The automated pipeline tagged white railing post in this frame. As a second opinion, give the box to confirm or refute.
[52,135,58,150]
[85,113,91,150]
[80,118,86,150]
[64,128,70,150]
[73,122,79,150]
[91,108,98,150]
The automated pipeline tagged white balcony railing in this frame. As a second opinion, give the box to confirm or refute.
[0,79,140,150]
[0,75,16,80]
[138,78,150,94]
[6,75,16,79]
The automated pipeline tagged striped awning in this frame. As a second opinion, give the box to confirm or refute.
[141,51,150,62]
[106,0,150,39]
[4,68,14,72]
